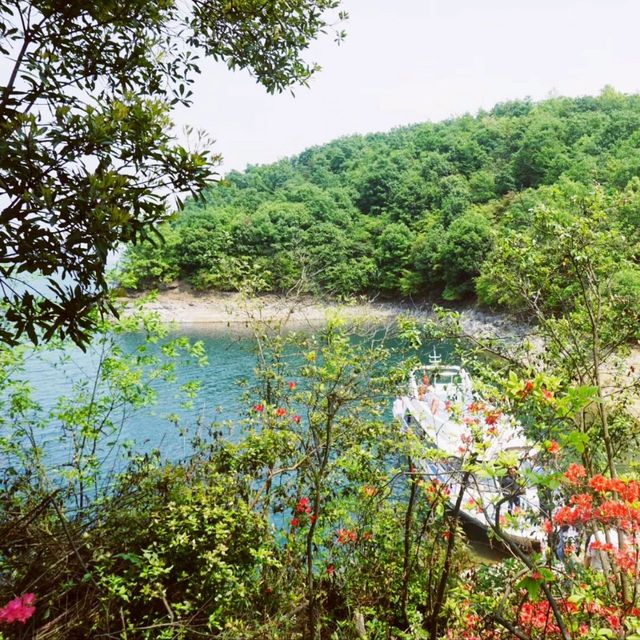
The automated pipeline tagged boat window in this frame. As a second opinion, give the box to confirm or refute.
[433,372,462,385]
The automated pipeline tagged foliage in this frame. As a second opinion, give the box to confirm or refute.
[0,315,480,638]
[120,90,640,305]
[0,0,346,347]
[4,298,640,639]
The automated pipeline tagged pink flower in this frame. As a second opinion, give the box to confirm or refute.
[253,403,264,412]
[292,414,301,424]
[326,565,335,576]
[0,594,36,624]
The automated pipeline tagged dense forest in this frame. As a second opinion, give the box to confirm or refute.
[121,88,640,307]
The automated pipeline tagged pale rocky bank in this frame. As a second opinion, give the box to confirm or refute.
[122,284,524,341]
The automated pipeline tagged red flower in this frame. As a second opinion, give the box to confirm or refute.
[543,519,553,535]
[547,440,561,455]
[292,414,301,424]
[606,614,621,630]
[295,497,312,514]
[326,565,335,576]
[564,463,587,484]
[290,517,300,527]
[336,528,357,544]
[253,403,264,412]
[542,388,555,402]
[275,407,286,417]
[0,594,36,624]
[288,381,296,390]
[589,474,609,492]
[517,380,535,399]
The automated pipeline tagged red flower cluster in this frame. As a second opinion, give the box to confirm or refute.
[336,528,358,544]
[554,493,593,527]
[288,381,296,390]
[484,409,502,426]
[276,407,286,417]
[253,403,265,412]
[295,497,312,514]
[564,463,587,484]
[518,598,629,639]
[0,594,36,624]
[290,497,315,529]
[519,599,576,636]
[586,475,639,498]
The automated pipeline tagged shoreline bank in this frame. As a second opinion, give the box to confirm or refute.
[121,286,524,340]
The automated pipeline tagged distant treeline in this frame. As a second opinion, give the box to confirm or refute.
[120,88,640,307]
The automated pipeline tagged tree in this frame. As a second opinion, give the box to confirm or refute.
[477,188,640,477]
[440,209,494,300]
[0,0,345,346]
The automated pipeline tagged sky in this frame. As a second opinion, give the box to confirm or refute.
[173,0,640,177]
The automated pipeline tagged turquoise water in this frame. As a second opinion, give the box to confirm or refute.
[7,328,258,474]
[7,324,453,478]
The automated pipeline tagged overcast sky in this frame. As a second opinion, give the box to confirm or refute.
[173,0,640,176]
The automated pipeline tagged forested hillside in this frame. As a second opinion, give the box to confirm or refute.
[121,88,640,305]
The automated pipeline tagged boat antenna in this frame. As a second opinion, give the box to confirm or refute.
[428,346,442,365]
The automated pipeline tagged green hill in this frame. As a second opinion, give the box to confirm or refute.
[120,87,640,305]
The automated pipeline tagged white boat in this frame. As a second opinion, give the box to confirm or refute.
[392,351,543,551]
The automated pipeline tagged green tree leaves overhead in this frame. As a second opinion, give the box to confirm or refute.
[0,0,345,346]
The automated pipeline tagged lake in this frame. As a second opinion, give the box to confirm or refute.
[9,326,260,468]
[6,324,507,560]
[10,322,441,470]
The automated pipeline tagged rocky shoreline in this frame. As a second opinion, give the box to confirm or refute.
[121,284,526,340]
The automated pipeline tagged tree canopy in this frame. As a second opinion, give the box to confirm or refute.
[0,0,345,346]
[121,89,640,311]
